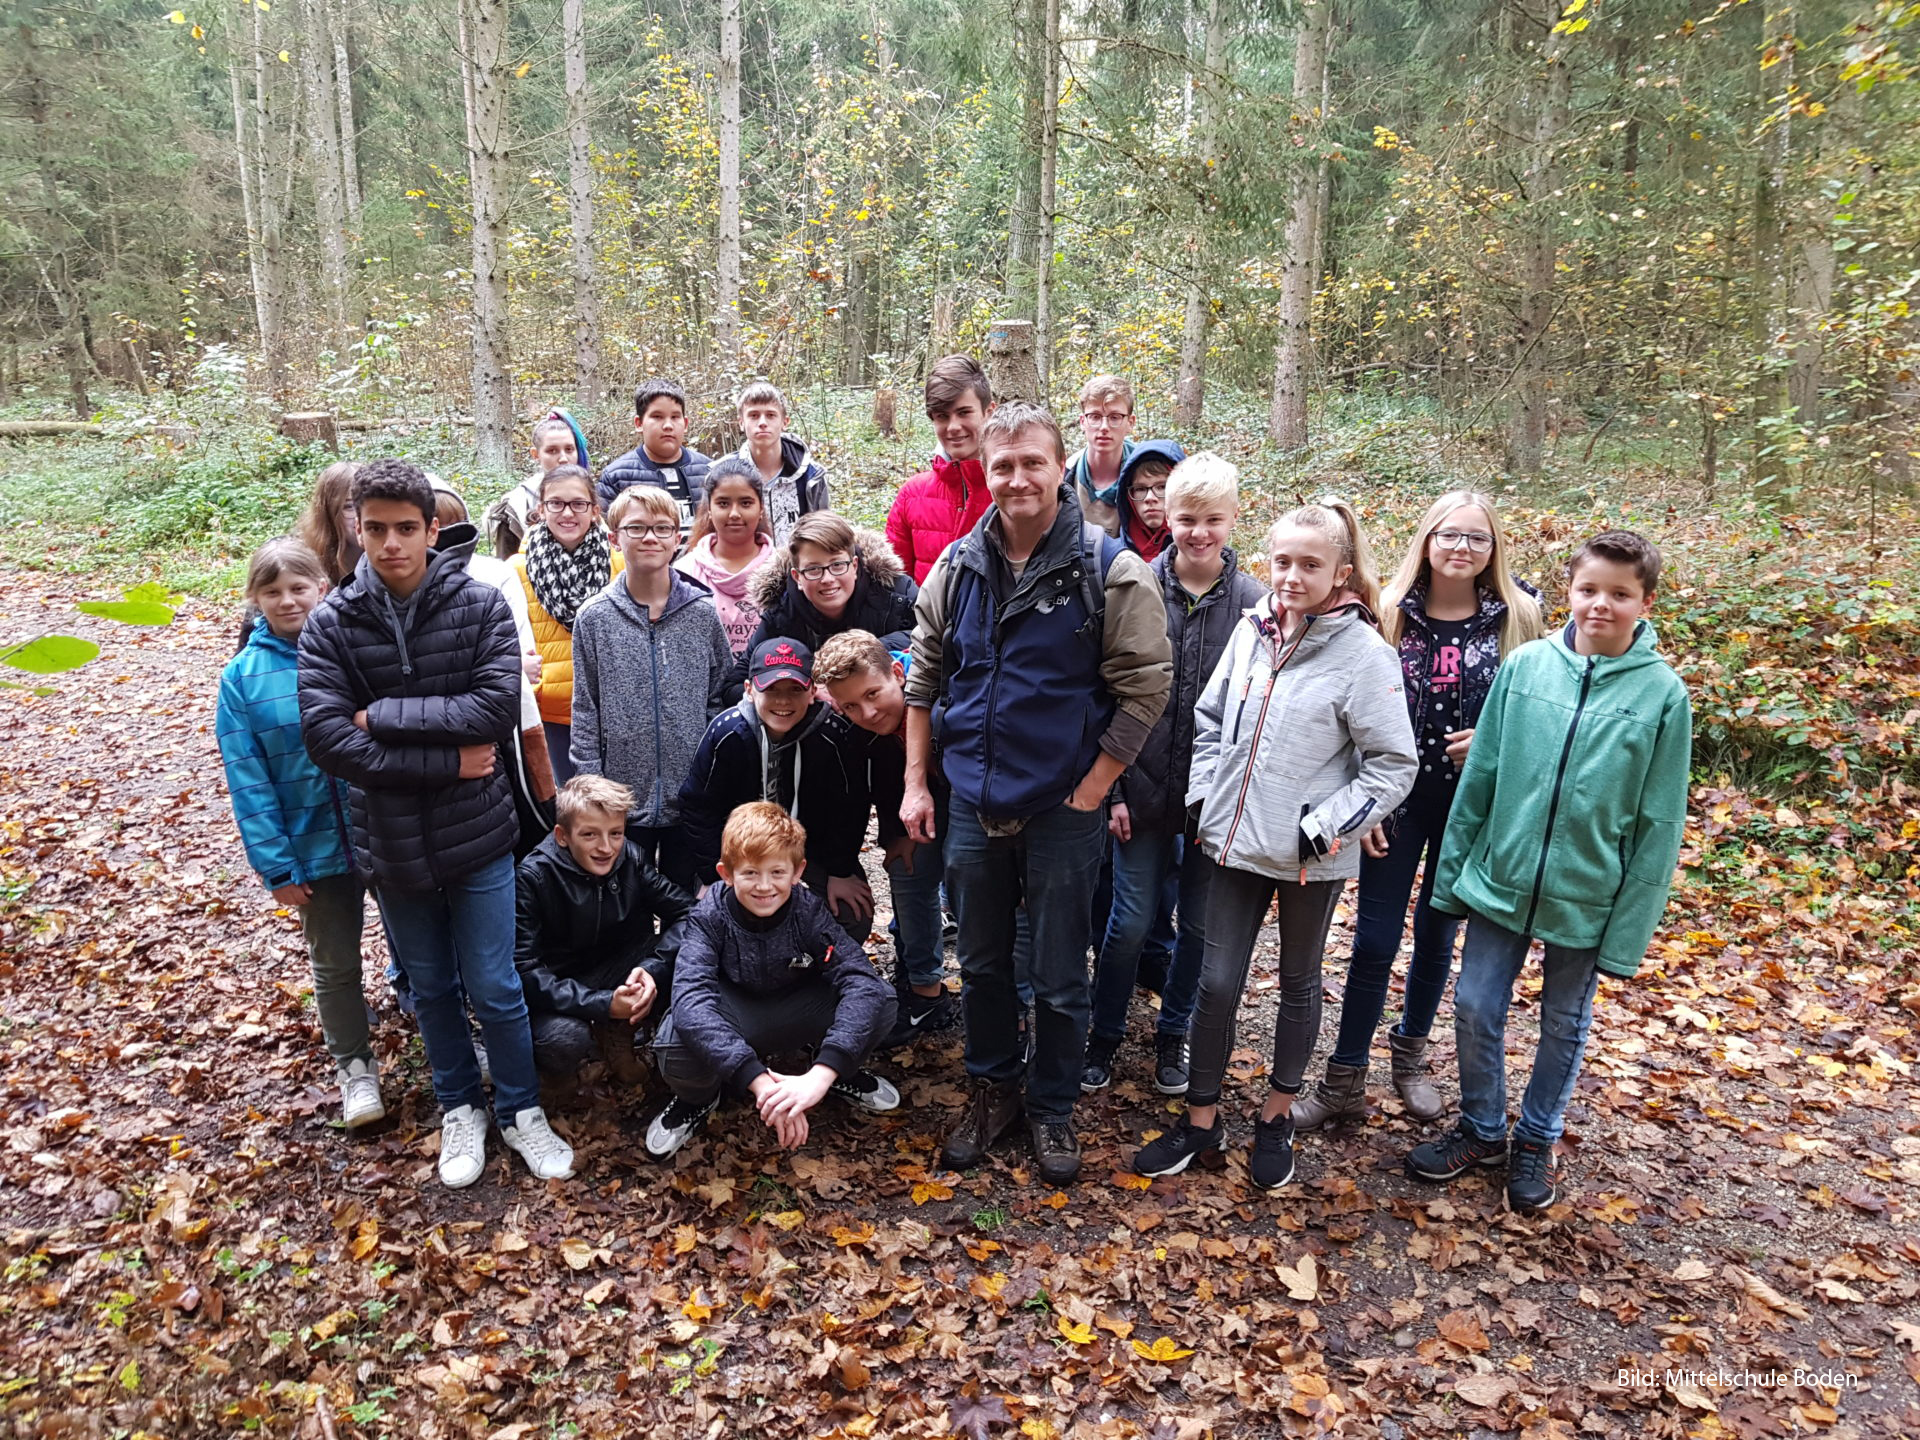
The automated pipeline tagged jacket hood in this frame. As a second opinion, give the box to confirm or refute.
[738,434,813,480]
[930,451,985,496]
[682,534,775,601]
[1117,439,1187,492]
[603,565,715,626]
[750,525,905,611]
[344,520,479,611]
[1248,588,1378,639]
[1554,617,1667,674]
[243,611,297,656]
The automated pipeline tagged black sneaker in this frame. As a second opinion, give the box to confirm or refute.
[1131,1116,1224,1178]
[644,1096,716,1159]
[1250,1112,1295,1189]
[1507,1139,1560,1212]
[1405,1122,1509,1182]
[1080,1035,1120,1092]
[942,910,959,942]
[883,988,957,1048]
[1031,1118,1082,1185]
[1153,1032,1190,1097]
[1016,1010,1035,1069]
[829,1069,902,1113]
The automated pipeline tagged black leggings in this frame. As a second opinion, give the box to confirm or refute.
[1185,864,1343,1108]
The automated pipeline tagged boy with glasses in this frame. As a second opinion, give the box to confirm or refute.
[570,485,734,891]
[1067,375,1138,538]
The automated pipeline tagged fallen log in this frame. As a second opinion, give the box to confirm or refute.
[0,420,103,437]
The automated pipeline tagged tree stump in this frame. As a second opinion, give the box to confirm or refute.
[987,319,1041,405]
[279,411,339,450]
[872,387,898,439]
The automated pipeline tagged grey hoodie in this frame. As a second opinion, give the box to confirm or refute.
[1188,593,1418,884]
[568,569,736,826]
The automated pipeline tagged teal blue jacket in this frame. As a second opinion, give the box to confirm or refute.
[1431,621,1691,978]
[217,617,353,890]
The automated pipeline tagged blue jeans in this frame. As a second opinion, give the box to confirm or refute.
[1090,827,1207,1043]
[1331,784,1460,1067]
[1453,912,1601,1147]
[887,794,947,990]
[946,800,1105,1122]
[376,852,541,1119]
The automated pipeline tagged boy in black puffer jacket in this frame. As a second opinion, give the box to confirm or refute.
[300,459,573,1189]
[515,776,696,1101]
[595,378,713,538]
[644,804,899,1158]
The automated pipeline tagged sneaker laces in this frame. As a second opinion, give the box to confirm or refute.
[663,1097,710,1130]
[1037,1121,1076,1154]
[443,1107,482,1156]
[835,1071,878,1097]
[1511,1141,1553,1183]
[513,1112,570,1165]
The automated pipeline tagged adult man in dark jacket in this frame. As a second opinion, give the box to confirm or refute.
[902,402,1172,1185]
[299,458,574,1189]
[515,775,694,1098]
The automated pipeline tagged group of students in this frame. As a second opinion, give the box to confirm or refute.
[215,357,1690,1212]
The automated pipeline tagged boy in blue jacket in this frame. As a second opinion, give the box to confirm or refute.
[644,804,900,1158]
[218,538,379,1130]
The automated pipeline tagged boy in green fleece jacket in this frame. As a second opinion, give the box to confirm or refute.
[1406,530,1690,1213]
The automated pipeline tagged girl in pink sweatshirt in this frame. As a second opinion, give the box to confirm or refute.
[675,456,779,660]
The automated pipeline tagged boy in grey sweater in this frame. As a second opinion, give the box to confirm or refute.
[571,484,734,891]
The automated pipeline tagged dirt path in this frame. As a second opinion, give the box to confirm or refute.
[1,567,1916,1439]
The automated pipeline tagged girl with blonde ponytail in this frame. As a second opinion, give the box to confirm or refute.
[1293,490,1546,1134]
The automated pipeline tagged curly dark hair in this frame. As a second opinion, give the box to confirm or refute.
[349,457,435,524]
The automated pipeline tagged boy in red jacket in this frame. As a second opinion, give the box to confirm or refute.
[885,355,995,586]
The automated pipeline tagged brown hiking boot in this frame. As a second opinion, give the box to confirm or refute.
[1389,1029,1446,1121]
[940,1079,1023,1170]
[1290,1060,1368,1132]
[593,1021,648,1087]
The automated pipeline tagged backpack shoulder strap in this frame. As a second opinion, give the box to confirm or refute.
[1078,522,1125,631]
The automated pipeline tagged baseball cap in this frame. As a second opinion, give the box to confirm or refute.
[749,637,813,690]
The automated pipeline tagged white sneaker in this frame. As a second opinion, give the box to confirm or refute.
[438,1104,488,1188]
[644,1096,716,1159]
[830,1069,901,1113]
[502,1106,575,1180]
[338,1058,385,1129]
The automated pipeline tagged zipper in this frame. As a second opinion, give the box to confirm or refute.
[649,619,665,818]
[1218,617,1310,860]
[1523,655,1596,935]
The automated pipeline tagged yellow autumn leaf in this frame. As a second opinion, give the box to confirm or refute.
[672,1224,699,1255]
[1020,1421,1060,1440]
[682,1287,714,1322]
[191,24,203,38]
[350,1218,380,1261]
[558,1238,595,1271]
[309,1307,356,1342]
[832,1221,875,1247]
[514,60,531,78]
[765,1209,804,1231]
[1040,1192,1069,1209]
[277,49,290,63]
[165,10,186,22]
[1113,1172,1153,1191]
[911,1180,953,1205]
[1056,1315,1094,1345]
[1131,1336,1195,1362]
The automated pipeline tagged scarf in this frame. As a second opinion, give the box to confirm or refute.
[1126,511,1170,563]
[523,520,612,630]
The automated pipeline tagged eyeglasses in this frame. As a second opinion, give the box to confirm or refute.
[1080,411,1133,428]
[616,521,679,540]
[1130,483,1167,499]
[1432,529,1494,553]
[543,498,593,516]
[794,557,856,582]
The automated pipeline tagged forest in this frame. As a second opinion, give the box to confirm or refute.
[2,1,1920,1438]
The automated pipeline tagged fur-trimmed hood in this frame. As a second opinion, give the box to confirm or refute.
[749,525,906,611]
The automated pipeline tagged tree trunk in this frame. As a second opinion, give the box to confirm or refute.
[300,0,352,355]
[330,0,361,224]
[1174,0,1228,426]
[1751,3,1794,503]
[228,0,290,399]
[1033,0,1060,397]
[563,0,603,408]
[1504,0,1570,478]
[20,26,89,419]
[1268,0,1332,449]
[461,0,514,470]
[1882,317,1918,488]
[1004,0,1044,316]
[717,0,743,375]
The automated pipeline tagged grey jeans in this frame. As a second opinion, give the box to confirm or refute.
[1185,864,1343,1108]
[303,872,373,1068]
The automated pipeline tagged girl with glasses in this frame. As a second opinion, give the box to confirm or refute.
[1292,490,1545,1134]
[513,463,621,787]
[730,512,919,690]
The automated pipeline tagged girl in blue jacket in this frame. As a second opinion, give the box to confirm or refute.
[216,538,382,1130]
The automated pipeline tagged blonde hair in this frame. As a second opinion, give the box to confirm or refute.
[721,801,807,869]
[814,630,894,689]
[1267,496,1381,615]
[1380,490,1546,657]
[297,461,362,580]
[1165,452,1240,515]
[556,774,635,828]
[1078,374,1134,414]
[245,536,329,599]
[606,485,681,532]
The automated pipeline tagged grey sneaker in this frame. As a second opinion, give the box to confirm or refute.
[338,1058,385,1130]
[644,1096,716,1160]
[502,1106,575,1180]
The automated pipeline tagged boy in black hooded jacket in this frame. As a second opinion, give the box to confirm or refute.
[515,775,695,1099]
